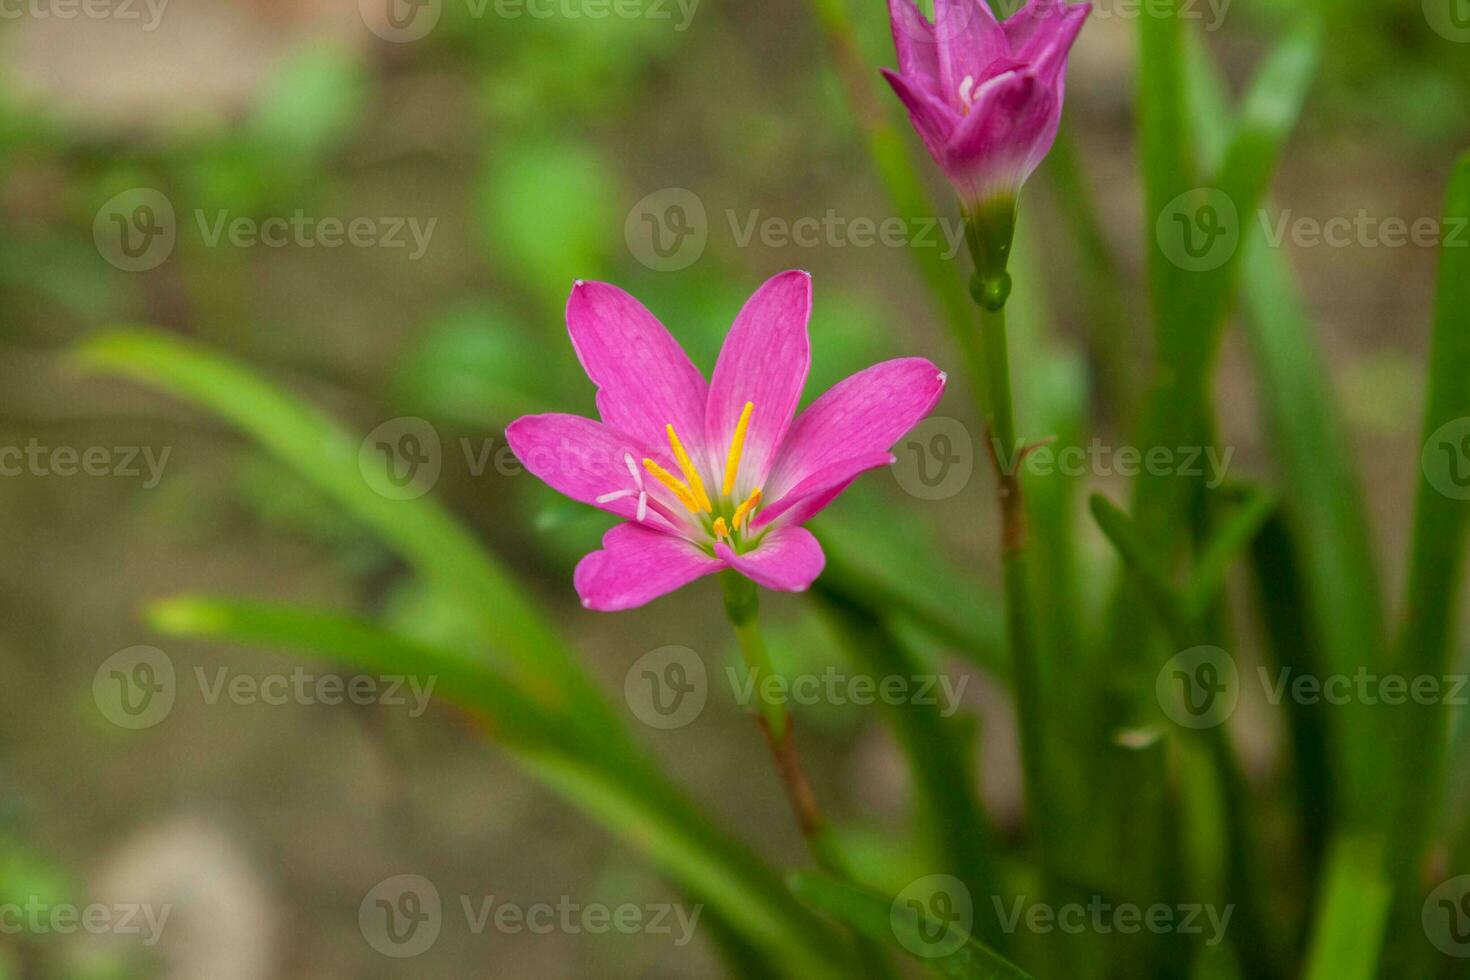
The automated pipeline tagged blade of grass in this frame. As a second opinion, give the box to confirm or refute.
[148,596,854,979]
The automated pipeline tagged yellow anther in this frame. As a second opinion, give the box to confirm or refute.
[665,424,711,512]
[722,401,754,497]
[713,516,730,539]
[731,487,762,529]
[642,458,700,513]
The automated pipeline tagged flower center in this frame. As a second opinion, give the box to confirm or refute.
[638,400,764,550]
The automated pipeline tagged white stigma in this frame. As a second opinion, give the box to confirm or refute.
[959,75,976,111]
[596,489,635,504]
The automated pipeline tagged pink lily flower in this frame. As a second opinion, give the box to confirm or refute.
[506,271,947,611]
[883,0,1090,209]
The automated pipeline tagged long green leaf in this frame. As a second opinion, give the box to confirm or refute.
[149,596,853,979]
[810,585,998,946]
[1384,151,1470,972]
[72,328,624,747]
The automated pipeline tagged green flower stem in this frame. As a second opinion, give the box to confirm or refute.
[964,206,1049,846]
[721,573,901,980]
[721,572,848,876]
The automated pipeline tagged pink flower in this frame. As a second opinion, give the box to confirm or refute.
[883,0,1089,208]
[506,271,947,611]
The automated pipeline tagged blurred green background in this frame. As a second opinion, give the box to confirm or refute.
[0,0,1467,975]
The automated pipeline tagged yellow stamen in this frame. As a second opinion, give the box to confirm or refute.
[713,516,730,539]
[722,401,754,497]
[731,487,762,529]
[665,424,711,512]
[642,458,700,513]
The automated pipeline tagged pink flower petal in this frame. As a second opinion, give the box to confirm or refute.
[767,357,947,499]
[1004,0,1090,81]
[881,69,960,167]
[945,68,1057,202]
[505,413,686,532]
[933,0,1006,98]
[752,451,896,530]
[716,526,826,593]
[705,271,812,496]
[887,0,940,87]
[574,523,724,611]
[566,280,709,452]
